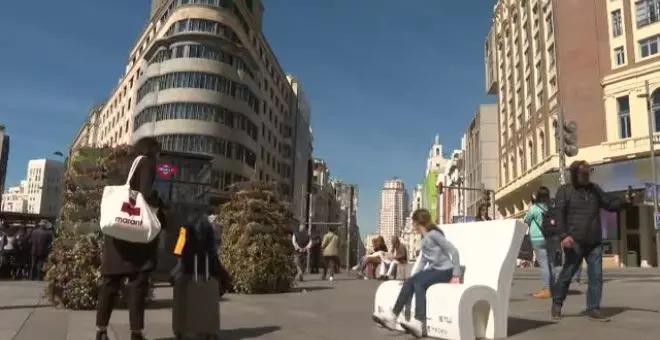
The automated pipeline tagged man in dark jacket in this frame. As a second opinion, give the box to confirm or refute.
[30,220,53,280]
[551,160,631,322]
[292,224,311,282]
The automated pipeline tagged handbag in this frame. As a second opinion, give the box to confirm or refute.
[99,155,161,243]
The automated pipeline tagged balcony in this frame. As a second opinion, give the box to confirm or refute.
[601,134,660,160]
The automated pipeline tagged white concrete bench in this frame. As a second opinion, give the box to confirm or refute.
[373,219,526,340]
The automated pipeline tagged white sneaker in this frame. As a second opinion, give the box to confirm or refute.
[328,276,334,281]
[363,276,369,280]
[400,319,426,338]
[372,310,397,330]
[351,265,359,271]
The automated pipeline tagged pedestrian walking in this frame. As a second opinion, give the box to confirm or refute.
[524,186,555,299]
[292,224,311,282]
[321,227,340,281]
[546,160,632,322]
[29,220,53,280]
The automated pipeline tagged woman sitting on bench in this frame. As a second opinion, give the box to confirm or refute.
[372,208,461,338]
[352,236,388,279]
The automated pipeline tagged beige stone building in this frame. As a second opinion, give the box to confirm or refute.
[486,0,660,267]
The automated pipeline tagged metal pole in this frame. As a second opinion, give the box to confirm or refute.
[306,191,313,274]
[557,106,567,185]
[346,186,354,269]
[643,80,660,267]
[491,190,496,220]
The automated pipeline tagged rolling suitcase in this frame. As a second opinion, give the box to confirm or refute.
[173,255,220,340]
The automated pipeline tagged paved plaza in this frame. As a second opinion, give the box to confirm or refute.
[1,269,660,339]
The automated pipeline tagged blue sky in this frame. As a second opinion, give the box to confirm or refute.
[0,0,494,234]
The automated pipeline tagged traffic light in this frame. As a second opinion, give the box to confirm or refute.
[437,182,444,195]
[482,189,491,207]
[553,119,579,157]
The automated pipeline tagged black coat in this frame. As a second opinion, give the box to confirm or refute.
[555,183,627,244]
[30,227,53,257]
[101,154,166,276]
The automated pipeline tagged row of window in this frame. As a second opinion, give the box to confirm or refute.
[166,18,239,43]
[149,43,255,80]
[155,134,256,168]
[136,72,259,113]
[173,0,251,35]
[134,102,258,141]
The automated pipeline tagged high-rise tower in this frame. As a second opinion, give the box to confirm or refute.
[378,177,408,249]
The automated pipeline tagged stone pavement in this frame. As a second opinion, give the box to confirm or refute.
[1,269,660,339]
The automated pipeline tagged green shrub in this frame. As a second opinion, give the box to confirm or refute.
[219,181,296,294]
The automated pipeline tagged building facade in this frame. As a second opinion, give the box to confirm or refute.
[0,180,28,213]
[330,179,360,266]
[0,125,9,207]
[2,159,65,217]
[309,158,336,237]
[439,150,464,224]
[485,0,609,218]
[423,135,449,223]
[401,185,424,261]
[463,104,500,217]
[378,178,408,249]
[288,75,313,223]
[74,0,310,211]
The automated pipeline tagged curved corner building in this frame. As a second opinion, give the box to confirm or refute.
[132,0,296,203]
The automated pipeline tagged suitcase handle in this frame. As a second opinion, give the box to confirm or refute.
[193,254,210,281]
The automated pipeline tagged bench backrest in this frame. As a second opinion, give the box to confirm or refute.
[440,219,526,294]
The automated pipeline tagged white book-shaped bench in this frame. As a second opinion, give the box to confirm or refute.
[374,219,526,340]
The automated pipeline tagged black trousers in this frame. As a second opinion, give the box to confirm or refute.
[96,271,150,330]
[322,256,339,278]
[30,255,46,280]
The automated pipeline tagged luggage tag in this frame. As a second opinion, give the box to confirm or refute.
[174,227,187,256]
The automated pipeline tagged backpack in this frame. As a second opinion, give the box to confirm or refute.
[540,186,573,238]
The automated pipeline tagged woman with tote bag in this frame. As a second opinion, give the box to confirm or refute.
[96,137,166,340]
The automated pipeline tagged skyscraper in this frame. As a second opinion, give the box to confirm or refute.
[378,178,408,249]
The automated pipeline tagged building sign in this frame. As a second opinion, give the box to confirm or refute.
[643,183,660,205]
[156,163,178,179]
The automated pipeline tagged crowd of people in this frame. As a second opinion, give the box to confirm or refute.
[0,219,54,281]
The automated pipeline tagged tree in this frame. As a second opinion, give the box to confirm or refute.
[44,145,150,309]
[219,181,296,294]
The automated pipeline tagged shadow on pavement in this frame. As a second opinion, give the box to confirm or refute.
[144,297,228,310]
[154,326,281,340]
[290,286,333,293]
[507,317,554,336]
[563,306,659,318]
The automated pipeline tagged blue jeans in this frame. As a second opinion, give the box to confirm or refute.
[552,243,603,311]
[392,268,453,321]
[533,242,555,288]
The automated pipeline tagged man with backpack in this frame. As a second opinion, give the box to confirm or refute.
[542,161,632,322]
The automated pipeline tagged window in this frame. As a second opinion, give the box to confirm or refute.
[545,13,554,37]
[547,44,556,66]
[136,72,259,113]
[636,0,660,28]
[614,46,626,65]
[537,90,544,105]
[549,76,557,93]
[617,96,632,138]
[612,10,623,37]
[539,131,546,159]
[640,34,660,57]
[652,91,660,132]
[534,33,540,52]
[133,103,258,140]
[519,148,526,173]
[528,140,536,166]
[535,61,542,83]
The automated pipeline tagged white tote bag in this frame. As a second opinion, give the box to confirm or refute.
[100,155,161,243]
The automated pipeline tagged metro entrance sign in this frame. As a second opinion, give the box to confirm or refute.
[643,183,660,205]
[655,213,660,231]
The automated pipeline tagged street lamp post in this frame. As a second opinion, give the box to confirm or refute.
[640,80,660,267]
